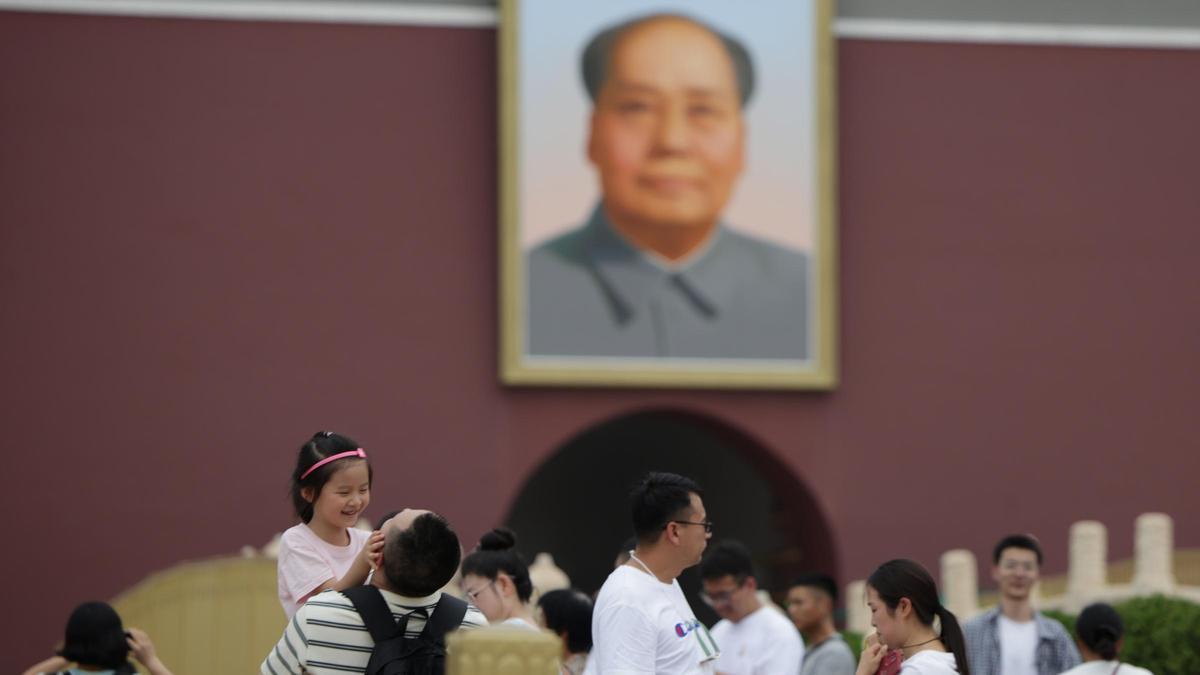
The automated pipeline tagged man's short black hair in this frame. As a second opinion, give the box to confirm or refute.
[993,533,1044,565]
[383,512,462,597]
[630,471,703,544]
[699,540,754,581]
[790,573,838,604]
[580,13,756,108]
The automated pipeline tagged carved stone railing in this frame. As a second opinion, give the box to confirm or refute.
[845,513,1198,633]
[447,625,562,675]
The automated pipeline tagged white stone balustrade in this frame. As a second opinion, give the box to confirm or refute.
[845,512,1194,630]
[941,549,978,621]
[1133,513,1176,594]
[1066,520,1107,612]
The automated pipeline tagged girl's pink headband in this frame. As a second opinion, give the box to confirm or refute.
[300,448,367,480]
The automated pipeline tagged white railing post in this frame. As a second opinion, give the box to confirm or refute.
[846,580,870,634]
[1066,520,1107,612]
[1133,513,1176,594]
[940,549,978,621]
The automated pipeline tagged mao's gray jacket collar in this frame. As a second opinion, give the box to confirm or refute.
[581,205,735,325]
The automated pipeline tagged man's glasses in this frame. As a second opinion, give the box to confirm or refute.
[668,519,714,533]
[700,576,747,606]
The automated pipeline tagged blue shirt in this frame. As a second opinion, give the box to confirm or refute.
[526,206,810,360]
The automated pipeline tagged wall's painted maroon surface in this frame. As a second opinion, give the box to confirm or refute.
[2,10,1197,670]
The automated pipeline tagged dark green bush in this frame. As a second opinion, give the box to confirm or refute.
[1039,609,1076,636]
[1116,595,1200,675]
[1035,596,1200,675]
[844,631,863,660]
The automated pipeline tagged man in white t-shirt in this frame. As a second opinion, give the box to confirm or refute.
[699,540,803,675]
[589,472,719,675]
[964,534,1080,675]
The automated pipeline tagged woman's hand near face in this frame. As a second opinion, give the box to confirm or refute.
[856,632,886,675]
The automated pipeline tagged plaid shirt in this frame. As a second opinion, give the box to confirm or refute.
[963,607,1081,675]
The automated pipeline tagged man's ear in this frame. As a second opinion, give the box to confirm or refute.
[663,522,681,546]
[744,576,758,592]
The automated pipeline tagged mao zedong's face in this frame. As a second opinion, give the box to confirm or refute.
[588,18,745,236]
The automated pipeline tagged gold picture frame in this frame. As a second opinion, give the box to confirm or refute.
[499,0,837,389]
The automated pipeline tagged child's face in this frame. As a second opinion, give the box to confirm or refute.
[312,460,371,529]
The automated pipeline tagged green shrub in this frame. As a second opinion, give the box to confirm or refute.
[1034,596,1200,675]
[843,631,863,660]
[1117,595,1200,675]
[1039,609,1076,637]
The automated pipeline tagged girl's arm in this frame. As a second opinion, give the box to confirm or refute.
[20,655,68,675]
[127,628,174,675]
[301,530,386,600]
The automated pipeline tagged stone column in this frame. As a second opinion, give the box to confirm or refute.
[1133,513,1176,594]
[1067,520,1107,612]
[941,549,978,621]
[846,580,870,634]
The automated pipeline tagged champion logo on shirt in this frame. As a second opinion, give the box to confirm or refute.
[674,619,702,638]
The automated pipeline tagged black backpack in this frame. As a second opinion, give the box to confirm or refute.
[342,585,469,675]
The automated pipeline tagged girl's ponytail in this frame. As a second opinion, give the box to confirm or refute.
[934,604,971,675]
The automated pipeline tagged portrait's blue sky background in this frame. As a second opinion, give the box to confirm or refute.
[518,0,818,252]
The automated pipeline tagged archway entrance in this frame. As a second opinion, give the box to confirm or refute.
[505,409,836,625]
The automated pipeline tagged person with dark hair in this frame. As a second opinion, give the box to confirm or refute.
[262,509,487,675]
[526,12,810,360]
[699,540,803,674]
[1060,604,1153,675]
[277,431,385,618]
[964,534,1080,675]
[856,559,971,675]
[460,527,539,631]
[590,471,719,674]
[537,589,594,675]
[21,602,174,675]
[787,574,856,675]
[613,534,639,569]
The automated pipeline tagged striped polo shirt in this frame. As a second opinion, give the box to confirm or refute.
[261,587,488,675]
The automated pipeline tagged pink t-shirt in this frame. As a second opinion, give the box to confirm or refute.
[277,523,371,617]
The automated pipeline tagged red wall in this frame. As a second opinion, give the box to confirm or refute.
[2,10,1198,670]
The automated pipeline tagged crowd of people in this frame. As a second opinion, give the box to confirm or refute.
[24,432,1160,675]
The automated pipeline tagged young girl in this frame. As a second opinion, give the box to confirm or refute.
[277,431,384,617]
[21,601,174,675]
[856,559,971,675]
[460,527,540,630]
[1061,603,1154,675]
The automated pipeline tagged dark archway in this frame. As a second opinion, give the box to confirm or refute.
[505,409,837,625]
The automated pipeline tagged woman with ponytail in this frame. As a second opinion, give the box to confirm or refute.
[1061,603,1153,675]
[855,559,970,675]
[460,527,540,630]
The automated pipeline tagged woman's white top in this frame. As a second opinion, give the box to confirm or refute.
[1060,661,1153,675]
[901,650,959,674]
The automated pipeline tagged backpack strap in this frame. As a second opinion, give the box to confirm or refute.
[343,585,403,645]
[420,593,469,644]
